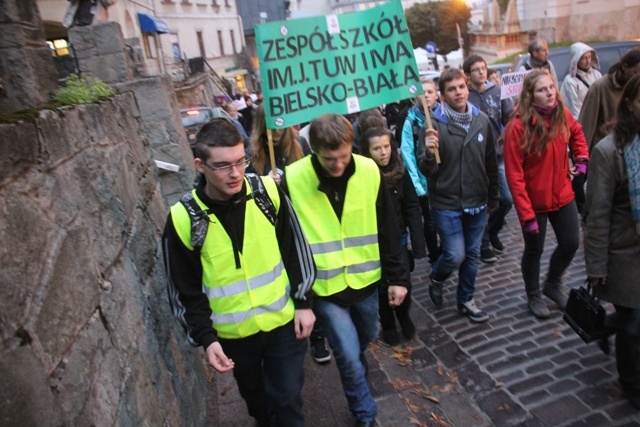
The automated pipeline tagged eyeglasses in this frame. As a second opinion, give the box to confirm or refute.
[202,158,251,174]
[470,66,487,74]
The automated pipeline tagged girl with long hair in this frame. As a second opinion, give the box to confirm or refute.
[248,104,311,183]
[584,73,640,410]
[504,70,589,319]
[360,127,426,345]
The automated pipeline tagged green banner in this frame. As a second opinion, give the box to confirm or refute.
[255,0,421,129]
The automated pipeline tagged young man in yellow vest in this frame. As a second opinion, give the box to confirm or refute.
[283,113,410,427]
[163,118,316,427]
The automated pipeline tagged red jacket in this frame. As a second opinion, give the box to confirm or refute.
[504,108,589,225]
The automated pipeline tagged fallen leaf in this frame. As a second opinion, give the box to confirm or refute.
[431,412,451,426]
[407,416,422,426]
[447,371,458,382]
[440,383,454,393]
[494,381,504,388]
[437,363,444,376]
[403,397,421,413]
[392,379,421,391]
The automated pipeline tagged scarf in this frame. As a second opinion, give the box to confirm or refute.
[533,101,558,118]
[442,101,473,132]
[380,153,405,188]
[529,56,549,70]
[623,134,640,237]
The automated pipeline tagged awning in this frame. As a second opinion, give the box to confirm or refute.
[137,13,170,34]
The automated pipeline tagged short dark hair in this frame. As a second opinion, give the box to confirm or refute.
[438,68,467,94]
[462,54,485,74]
[309,114,354,152]
[194,118,243,160]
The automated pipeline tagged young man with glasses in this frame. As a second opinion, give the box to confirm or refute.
[162,118,316,427]
[463,55,514,263]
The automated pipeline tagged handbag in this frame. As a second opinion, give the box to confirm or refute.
[563,280,606,343]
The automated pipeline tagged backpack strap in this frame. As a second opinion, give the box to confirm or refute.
[245,173,278,226]
[179,192,211,251]
[179,175,277,251]
[575,74,591,89]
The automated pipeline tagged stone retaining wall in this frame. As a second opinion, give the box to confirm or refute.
[0,93,211,426]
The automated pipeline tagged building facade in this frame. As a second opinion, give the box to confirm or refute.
[37,0,248,90]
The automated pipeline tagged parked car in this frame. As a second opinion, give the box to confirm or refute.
[180,106,228,155]
[487,62,514,79]
[512,41,640,86]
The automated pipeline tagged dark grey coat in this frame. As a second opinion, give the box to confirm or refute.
[584,134,640,309]
[417,103,499,212]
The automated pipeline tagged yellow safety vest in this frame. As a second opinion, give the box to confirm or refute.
[286,155,382,297]
[170,176,294,339]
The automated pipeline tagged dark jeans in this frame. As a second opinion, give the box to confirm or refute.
[482,161,513,250]
[379,245,412,329]
[218,321,307,427]
[606,306,640,399]
[521,201,579,297]
[418,195,440,263]
[431,208,487,304]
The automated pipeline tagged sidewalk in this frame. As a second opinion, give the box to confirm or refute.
[211,211,640,426]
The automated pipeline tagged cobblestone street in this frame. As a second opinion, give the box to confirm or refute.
[212,210,640,426]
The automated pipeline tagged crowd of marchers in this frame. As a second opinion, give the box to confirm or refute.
[162,41,640,426]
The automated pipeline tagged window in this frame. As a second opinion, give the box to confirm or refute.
[144,34,158,59]
[218,30,225,56]
[46,39,70,57]
[230,30,236,54]
[197,31,205,58]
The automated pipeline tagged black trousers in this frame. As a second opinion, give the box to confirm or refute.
[218,321,307,427]
[379,245,412,329]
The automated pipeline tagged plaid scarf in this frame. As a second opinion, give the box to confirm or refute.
[442,101,472,132]
[624,134,640,237]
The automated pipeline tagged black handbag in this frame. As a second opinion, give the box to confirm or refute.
[563,280,606,343]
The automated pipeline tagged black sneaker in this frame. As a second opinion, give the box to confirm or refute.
[457,298,489,323]
[480,247,497,263]
[489,235,504,253]
[310,335,331,364]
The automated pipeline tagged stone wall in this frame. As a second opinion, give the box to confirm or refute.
[0,93,212,426]
[0,0,58,113]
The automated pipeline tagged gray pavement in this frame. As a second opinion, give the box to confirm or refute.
[210,211,640,426]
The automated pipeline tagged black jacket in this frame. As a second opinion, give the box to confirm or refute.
[162,177,316,350]
[282,154,410,306]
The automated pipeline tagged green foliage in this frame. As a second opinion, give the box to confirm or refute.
[405,0,471,56]
[53,74,115,105]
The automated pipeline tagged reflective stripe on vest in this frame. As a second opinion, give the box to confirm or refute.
[286,155,382,296]
[170,176,294,339]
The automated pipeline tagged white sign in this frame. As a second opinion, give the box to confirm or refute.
[500,70,531,100]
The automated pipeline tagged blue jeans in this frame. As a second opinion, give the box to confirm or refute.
[431,208,487,305]
[482,161,513,250]
[313,291,379,422]
[218,321,307,427]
